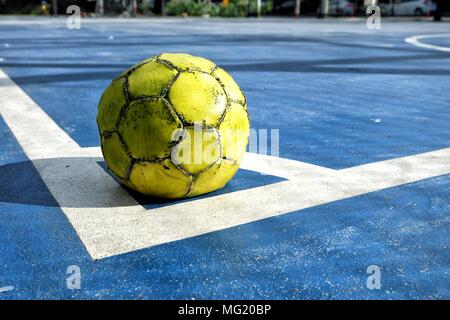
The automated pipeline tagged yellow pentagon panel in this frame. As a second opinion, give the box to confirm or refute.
[168,71,227,125]
[187,159,239,197]
[97,77,127,133]
[118,98,181,160]
[128,61,177,99]
[101,132,131,179]
[213,67,245,103]
[116,56,156,79]
[218,102,250,162]
[171,126,221,175]
[159,53,215,73]
[129,159,191,198]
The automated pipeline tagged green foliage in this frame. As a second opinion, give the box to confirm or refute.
[166,0,210,16]
[247,0,273,16]
[139,0,155,15]
[208,3,221,17]
[219,0,248,17]
[165,0,188,16]
[262,0,273,15]
[185,1,206,16]
[166,0,273,17]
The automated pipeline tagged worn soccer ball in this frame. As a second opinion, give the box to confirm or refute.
[97,53,250,199]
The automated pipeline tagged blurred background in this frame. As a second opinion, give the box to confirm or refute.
[0,0,448,19]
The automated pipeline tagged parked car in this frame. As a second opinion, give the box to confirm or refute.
[314,0,355,16]
[274,0,354,16]
[379,0,436,16]
[326,0,354,16]
[273,0,299,15]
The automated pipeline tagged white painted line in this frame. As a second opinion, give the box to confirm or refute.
[0,70,81,159]
[139,148,450,258]
[1,68,450,260]
[0,286,14,293]
[241,152,336,179]
[78,147,337,179]
[340,148,450,189]
[405,34,450,52]
[32,157,147,259]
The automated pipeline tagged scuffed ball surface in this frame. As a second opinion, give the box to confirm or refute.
[97,53,250,198]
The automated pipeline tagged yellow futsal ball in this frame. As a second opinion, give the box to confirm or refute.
[97,53,250,199]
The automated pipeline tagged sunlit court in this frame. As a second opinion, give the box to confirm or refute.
[0,0,450,302]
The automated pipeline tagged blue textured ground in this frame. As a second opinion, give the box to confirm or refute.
[0,17,449,299]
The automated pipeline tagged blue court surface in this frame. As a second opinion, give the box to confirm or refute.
[0,17,450,299]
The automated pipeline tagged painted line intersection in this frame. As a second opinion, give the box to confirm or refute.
[1,68,450,260]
